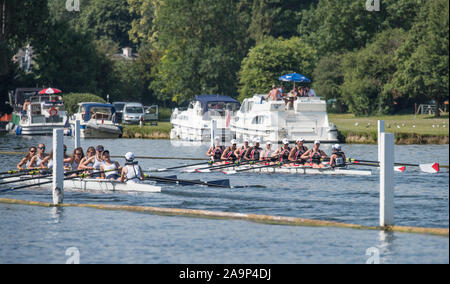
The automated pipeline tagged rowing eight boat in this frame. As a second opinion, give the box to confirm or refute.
[183,164,372,176]
[1,176,162,193]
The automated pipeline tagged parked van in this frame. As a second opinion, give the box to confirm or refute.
[122,102,145,124]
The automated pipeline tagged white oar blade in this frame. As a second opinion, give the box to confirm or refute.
[419,163,440,173]
[394,166,406,173]
[222,170,237,175]
[196,169,211,173]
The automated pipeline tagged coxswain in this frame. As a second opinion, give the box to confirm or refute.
[100,150,121,180]
[329,144,346,169]
[17,146,37,170]
[221,139,238,163]
[206,136,224,164]
[260,141,275,163]
[27,144,48,169]
[244,137,262,162]
[120,152,144,183]
[288,138,308,166]
[234,137,250,161]
[301,140,328,168]
[273,138,291,163]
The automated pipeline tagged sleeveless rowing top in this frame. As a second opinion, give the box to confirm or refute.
[311,150,322,164]
[249,147,261,161]
[280,147,291,162]
[333,152,346,167]
[225,147,237,161]
[103,161,119,178]
[93,156,104,170]
[125,163,141,183]
[71,159,81,171]
[35,155,45,167]
[294,146,308,163]
[47,160,53,169]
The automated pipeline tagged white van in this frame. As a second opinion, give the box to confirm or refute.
[122,102,145,124]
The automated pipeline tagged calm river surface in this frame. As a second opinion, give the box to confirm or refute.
[0,135,448,263]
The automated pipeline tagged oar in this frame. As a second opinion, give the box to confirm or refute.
[0,169,51,179]
[146,161,214,173]
[347,158,443,173]
[222,162,285,175]
[349,161,407,172]
[112,155,208,161]
[191,160,254,173]
[0,169,32,175]
[144,174,231,188]
[0,168,95,186]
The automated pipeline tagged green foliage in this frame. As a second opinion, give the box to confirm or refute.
[391,0,449,116]
[341,29,408,116]
[238,37,317,101]
[63,93,106,115]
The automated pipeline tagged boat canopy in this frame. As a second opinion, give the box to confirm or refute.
[80,103,117,122]
[194,95,240,113]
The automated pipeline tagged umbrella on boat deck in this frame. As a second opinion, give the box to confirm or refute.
[279,73,311,89]
[39,88,62,95]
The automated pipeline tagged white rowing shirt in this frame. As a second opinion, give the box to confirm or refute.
[125,164,141,183]
[103,162,118,178]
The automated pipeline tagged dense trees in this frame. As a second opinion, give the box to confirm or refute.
[0,0,448,116]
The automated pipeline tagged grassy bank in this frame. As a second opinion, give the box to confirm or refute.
[329,114,449,144]
[121,122,172,139]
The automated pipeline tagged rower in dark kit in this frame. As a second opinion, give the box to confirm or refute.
[244,137,262,162]
[234,137,250,162]
[221,139,239,163]
[301,140,328,168]
[288,138,308,167]
[206,136,225,164]
[329,144,347,169]
[273,138,291,163]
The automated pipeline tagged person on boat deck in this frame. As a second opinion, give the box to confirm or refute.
[244,137,262,162]
[221,139,238,162]
[260,141,275,163]
[301,140,328,168]
[206,137,224,163]
[267,85,282,101]
[27,144,48,169]
[234,137,250,161]
[120,152,144,183]
[329,144,346,169]
[81,145,105,177]
[17,146,37,170]
[100,150,121,180]
[66,147,84,177]
[79,146,96,170]
[288,138,309,166]
[273,138,291,163]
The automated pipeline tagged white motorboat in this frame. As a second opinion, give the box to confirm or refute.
[14,94,68,135]
[170,95,240,142]
[70,103,123,139]
[230,94,339,144]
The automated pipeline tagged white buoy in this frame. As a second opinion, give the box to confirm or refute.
[380,132,394,227]
[378,120,385,162]
[74,120,81,149]
[53,129,64,205]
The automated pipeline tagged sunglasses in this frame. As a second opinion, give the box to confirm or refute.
[38,147,45,150]
[30,150,36,153]
[75,153,82,156]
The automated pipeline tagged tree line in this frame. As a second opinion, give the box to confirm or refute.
[0,0,448,116]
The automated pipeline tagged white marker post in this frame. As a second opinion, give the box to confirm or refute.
[378,120,385,162]
[53,129,64,205]
[74,120,81,149]
[210,119,217,148]
[380,132,394,227]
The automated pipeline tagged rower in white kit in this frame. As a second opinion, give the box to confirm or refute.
[120,152,144,183]
[100,150,121,180]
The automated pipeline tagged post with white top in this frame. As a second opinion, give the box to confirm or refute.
[53,129,64,205]
[210,119,217,147]
[74,120,81,149]
[378,120,385,162]
[379,132,394,227]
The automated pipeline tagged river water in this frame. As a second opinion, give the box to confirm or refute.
[0,135,448,263]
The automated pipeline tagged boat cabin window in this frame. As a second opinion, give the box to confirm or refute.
[207,102,240,116]
[90,107,113,120]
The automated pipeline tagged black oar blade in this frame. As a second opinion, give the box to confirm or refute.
[207,179,231,188]
[153,176,178,185]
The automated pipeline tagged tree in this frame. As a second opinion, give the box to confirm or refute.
[391,0,449,117]
[150,0,248,103]
[341,29,408,116]
[238,37,317,101]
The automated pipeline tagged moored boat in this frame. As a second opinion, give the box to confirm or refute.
[70,102,123,138]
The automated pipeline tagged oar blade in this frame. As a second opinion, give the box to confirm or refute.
[222,170,237,175]
[394,166,406,173]
[207,179,230,188]
[419,163,440,174]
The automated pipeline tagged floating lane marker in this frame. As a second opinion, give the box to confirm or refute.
[0,198,448,237]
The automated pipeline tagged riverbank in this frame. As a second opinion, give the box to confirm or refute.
[329,114,449,145]
[120,114,449,144]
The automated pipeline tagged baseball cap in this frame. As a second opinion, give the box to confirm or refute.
[296,138,305,143]
[125,152,135,161]
[314,140,320,145]
[231,139,238,145]
[253,137,261,144]
[334,144,341,150]
[243,137,250,143]
[282,138,289,145]
[96,145,104,152]
[266,141,272,145]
